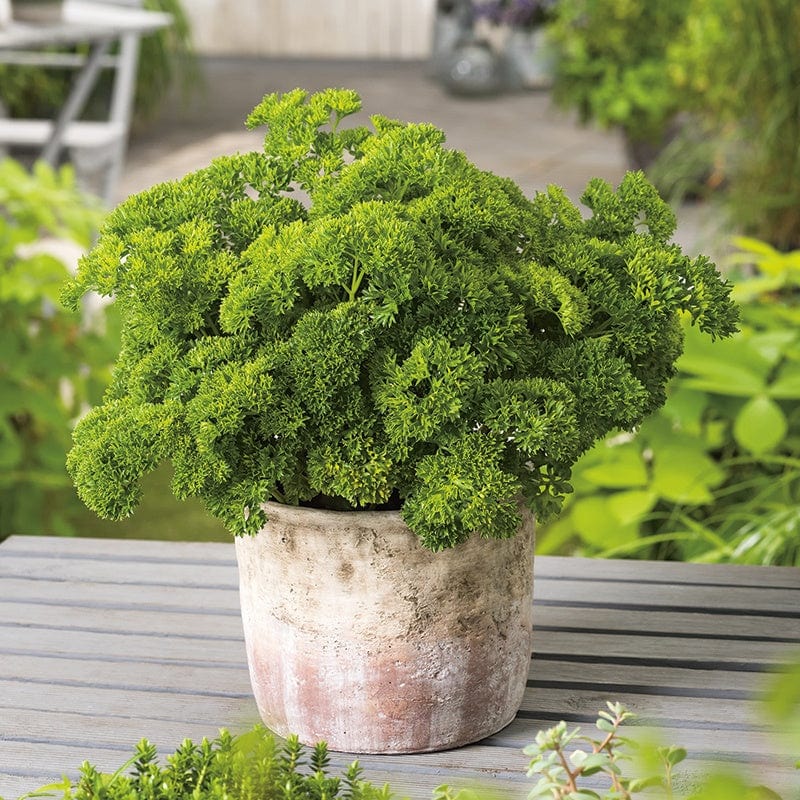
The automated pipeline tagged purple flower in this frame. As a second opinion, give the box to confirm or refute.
[471,0,555,28]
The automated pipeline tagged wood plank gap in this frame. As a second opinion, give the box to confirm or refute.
[532,652,774,673]
[534,623,800,645]
[527,678,755,701]
[0,704,254,740]
[0,573,238,593]
[514,710,769,732]
[535,598,800,620]
[0,646,248,670]
[0,596,240,616]
[535,573,800,592]
[0,549,237,568]
[0,535,235,562]
[537,555,800,589]
[4,735,135,754]
[488,717,791,756]
[5,674,252,699]
[0,620,243,642]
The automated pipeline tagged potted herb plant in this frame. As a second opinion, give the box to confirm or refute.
[62,88,738,754]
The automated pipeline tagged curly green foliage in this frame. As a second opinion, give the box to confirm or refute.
[63,88,738,550]
[539,237,800,567]
[546,0,691,144]
[18,726,391,800]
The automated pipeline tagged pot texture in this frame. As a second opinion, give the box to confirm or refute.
[235,501,535,753]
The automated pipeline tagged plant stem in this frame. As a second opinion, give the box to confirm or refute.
[556,749,578,795]
[348,258,364,301]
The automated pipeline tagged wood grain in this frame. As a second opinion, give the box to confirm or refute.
[1,535,798,799]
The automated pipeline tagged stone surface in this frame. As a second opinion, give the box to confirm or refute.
[235,502,535,753]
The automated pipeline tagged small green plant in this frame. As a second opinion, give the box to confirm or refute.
[538,236,800,566]
[62,88,738,551]
[523,702,684,798]
[11,726,391,800]
[0,158,114,540]
[437,701,793,799]
[546,0,690,160]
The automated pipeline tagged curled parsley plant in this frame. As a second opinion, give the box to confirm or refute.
[62,88,738,550]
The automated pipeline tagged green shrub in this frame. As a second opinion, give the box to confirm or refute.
[665,0,800,250]
[546,0,690,151]
[0,158,115,539]
[10,727,390,800]
[539,237,800,566]
[62,88,737,551]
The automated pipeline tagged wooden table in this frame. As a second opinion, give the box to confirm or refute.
[1,535,798,799]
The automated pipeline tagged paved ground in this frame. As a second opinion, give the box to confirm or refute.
[121,57,723,258]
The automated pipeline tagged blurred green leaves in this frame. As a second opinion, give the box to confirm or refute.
[547,0,691,146]
[0,158,114,539]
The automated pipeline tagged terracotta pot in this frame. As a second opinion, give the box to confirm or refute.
[235,501,535,753]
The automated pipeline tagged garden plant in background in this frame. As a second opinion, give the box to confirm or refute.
[545,0,690,171]
[545,0,800,252]
[0,158,115,541]
[664,0,800,250]
[539,237,800,567]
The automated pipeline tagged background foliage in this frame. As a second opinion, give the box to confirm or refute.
[0,158,114,539]
[538,238,800,566]
[547,0,800,251]
[665,0,800,250]
[546,0,691,153]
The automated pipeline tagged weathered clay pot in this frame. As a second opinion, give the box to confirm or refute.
[235,501,535,753]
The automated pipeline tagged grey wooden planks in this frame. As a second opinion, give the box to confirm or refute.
[1,535,798,799]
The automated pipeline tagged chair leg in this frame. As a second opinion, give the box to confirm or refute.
[100,138,127,204]
[69,141,121,205]
[0,100,8,160]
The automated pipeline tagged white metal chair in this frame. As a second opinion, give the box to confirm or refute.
[0,0,144,204]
